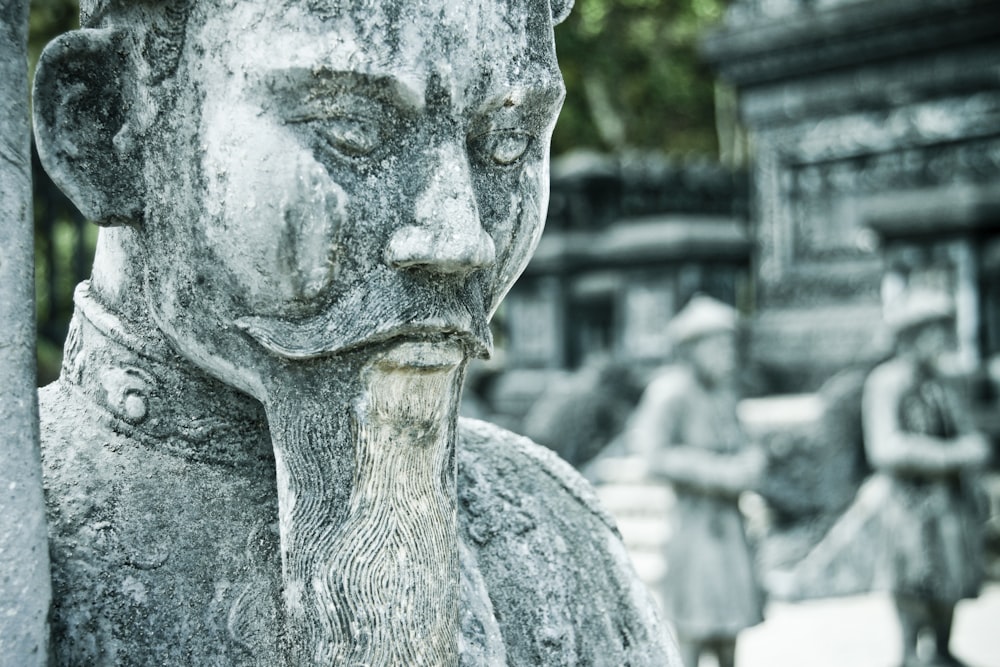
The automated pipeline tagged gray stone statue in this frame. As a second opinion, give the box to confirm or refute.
[863,290,989,667]
[28,0,677,664]
[630,296,764,667]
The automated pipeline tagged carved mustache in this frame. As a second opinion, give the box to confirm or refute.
[234,279,493,360]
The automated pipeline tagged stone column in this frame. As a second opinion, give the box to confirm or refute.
[0,0,52,663]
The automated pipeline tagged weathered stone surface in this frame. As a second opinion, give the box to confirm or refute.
[753,371,869,522]
[39,287,674,664]
[0,1,51,664]
[29,0,676,663]
[522,358,641,467]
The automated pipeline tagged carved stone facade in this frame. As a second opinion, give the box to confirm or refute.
[703,0,1000,391]
[504,153,750,371]
[484,154,750,434]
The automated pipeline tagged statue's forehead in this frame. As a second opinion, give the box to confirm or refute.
[197,0,557,101]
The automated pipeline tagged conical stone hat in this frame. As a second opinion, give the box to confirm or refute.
[667,295,737,346]
[885,289,955,336]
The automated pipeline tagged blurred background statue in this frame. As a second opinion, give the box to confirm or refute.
[523,354,643,468]
[630,295,765,667]
[863,290,990,667]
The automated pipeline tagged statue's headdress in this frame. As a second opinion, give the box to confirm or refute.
[885,289,955,337]
[667,295,738,347]
[80,0,572,29]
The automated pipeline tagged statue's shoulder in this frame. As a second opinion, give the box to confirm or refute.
[637,364,697,409]
[39,379,99,438]
[457,417,618,534]
[38,379,283,666]
[38,379,132,518]
[38,380,120,511]
[456,418,678,666]
[863,357,913,399]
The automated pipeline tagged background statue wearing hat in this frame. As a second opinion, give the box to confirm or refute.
[630,295,765,667]
[863,290,990,667]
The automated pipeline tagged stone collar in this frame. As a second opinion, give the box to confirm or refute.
[60,282,272,466]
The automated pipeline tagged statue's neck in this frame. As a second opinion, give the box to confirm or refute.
[61,280,271,465]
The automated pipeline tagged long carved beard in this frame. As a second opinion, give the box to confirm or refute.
[263,342,462,665]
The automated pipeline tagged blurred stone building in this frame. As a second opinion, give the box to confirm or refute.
[702,0,1000,395]
[484,152,751,429]
[699,0,1000,596]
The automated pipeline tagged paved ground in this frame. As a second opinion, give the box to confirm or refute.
[727,584,1000,667]
[589,469,1000,667]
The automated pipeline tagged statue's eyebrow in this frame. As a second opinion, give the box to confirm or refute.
[474,79,565,117]
[254,67,426,114]
[465,81,565,137]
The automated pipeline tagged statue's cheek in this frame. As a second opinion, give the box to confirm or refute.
[274,158,348,304]
[477,161,546,316]
[202,113,348,314]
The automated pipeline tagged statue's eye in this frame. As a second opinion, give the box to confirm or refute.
[471,130,532,167]
[315,117,380,158]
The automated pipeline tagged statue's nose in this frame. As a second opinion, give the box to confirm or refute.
[385,143,496,278]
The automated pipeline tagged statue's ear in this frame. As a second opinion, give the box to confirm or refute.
[550,0,574,25]
[33,28,145,226]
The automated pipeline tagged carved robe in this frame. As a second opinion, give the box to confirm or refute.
[39,286,678,666]
[631,366,764,640]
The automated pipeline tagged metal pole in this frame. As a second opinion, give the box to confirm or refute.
[0,0,52,663]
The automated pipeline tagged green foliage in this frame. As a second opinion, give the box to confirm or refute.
[553,0,729,157]
[28,0,78,75]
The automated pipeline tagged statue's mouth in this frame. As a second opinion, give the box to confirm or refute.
[372,338,466,370]
[235,311,491,361]
[230,267,494,363]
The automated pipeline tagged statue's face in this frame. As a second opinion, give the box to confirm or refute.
[909,318,955,367]
[139,0,564,396]
[686,331,737,386]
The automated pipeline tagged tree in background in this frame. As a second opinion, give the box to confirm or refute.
[553,0,733,159]
[29,0,85,384]
[28,0,77,73]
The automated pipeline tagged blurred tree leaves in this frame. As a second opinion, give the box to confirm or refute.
[28,0,78,74]
[553,0,730,157]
